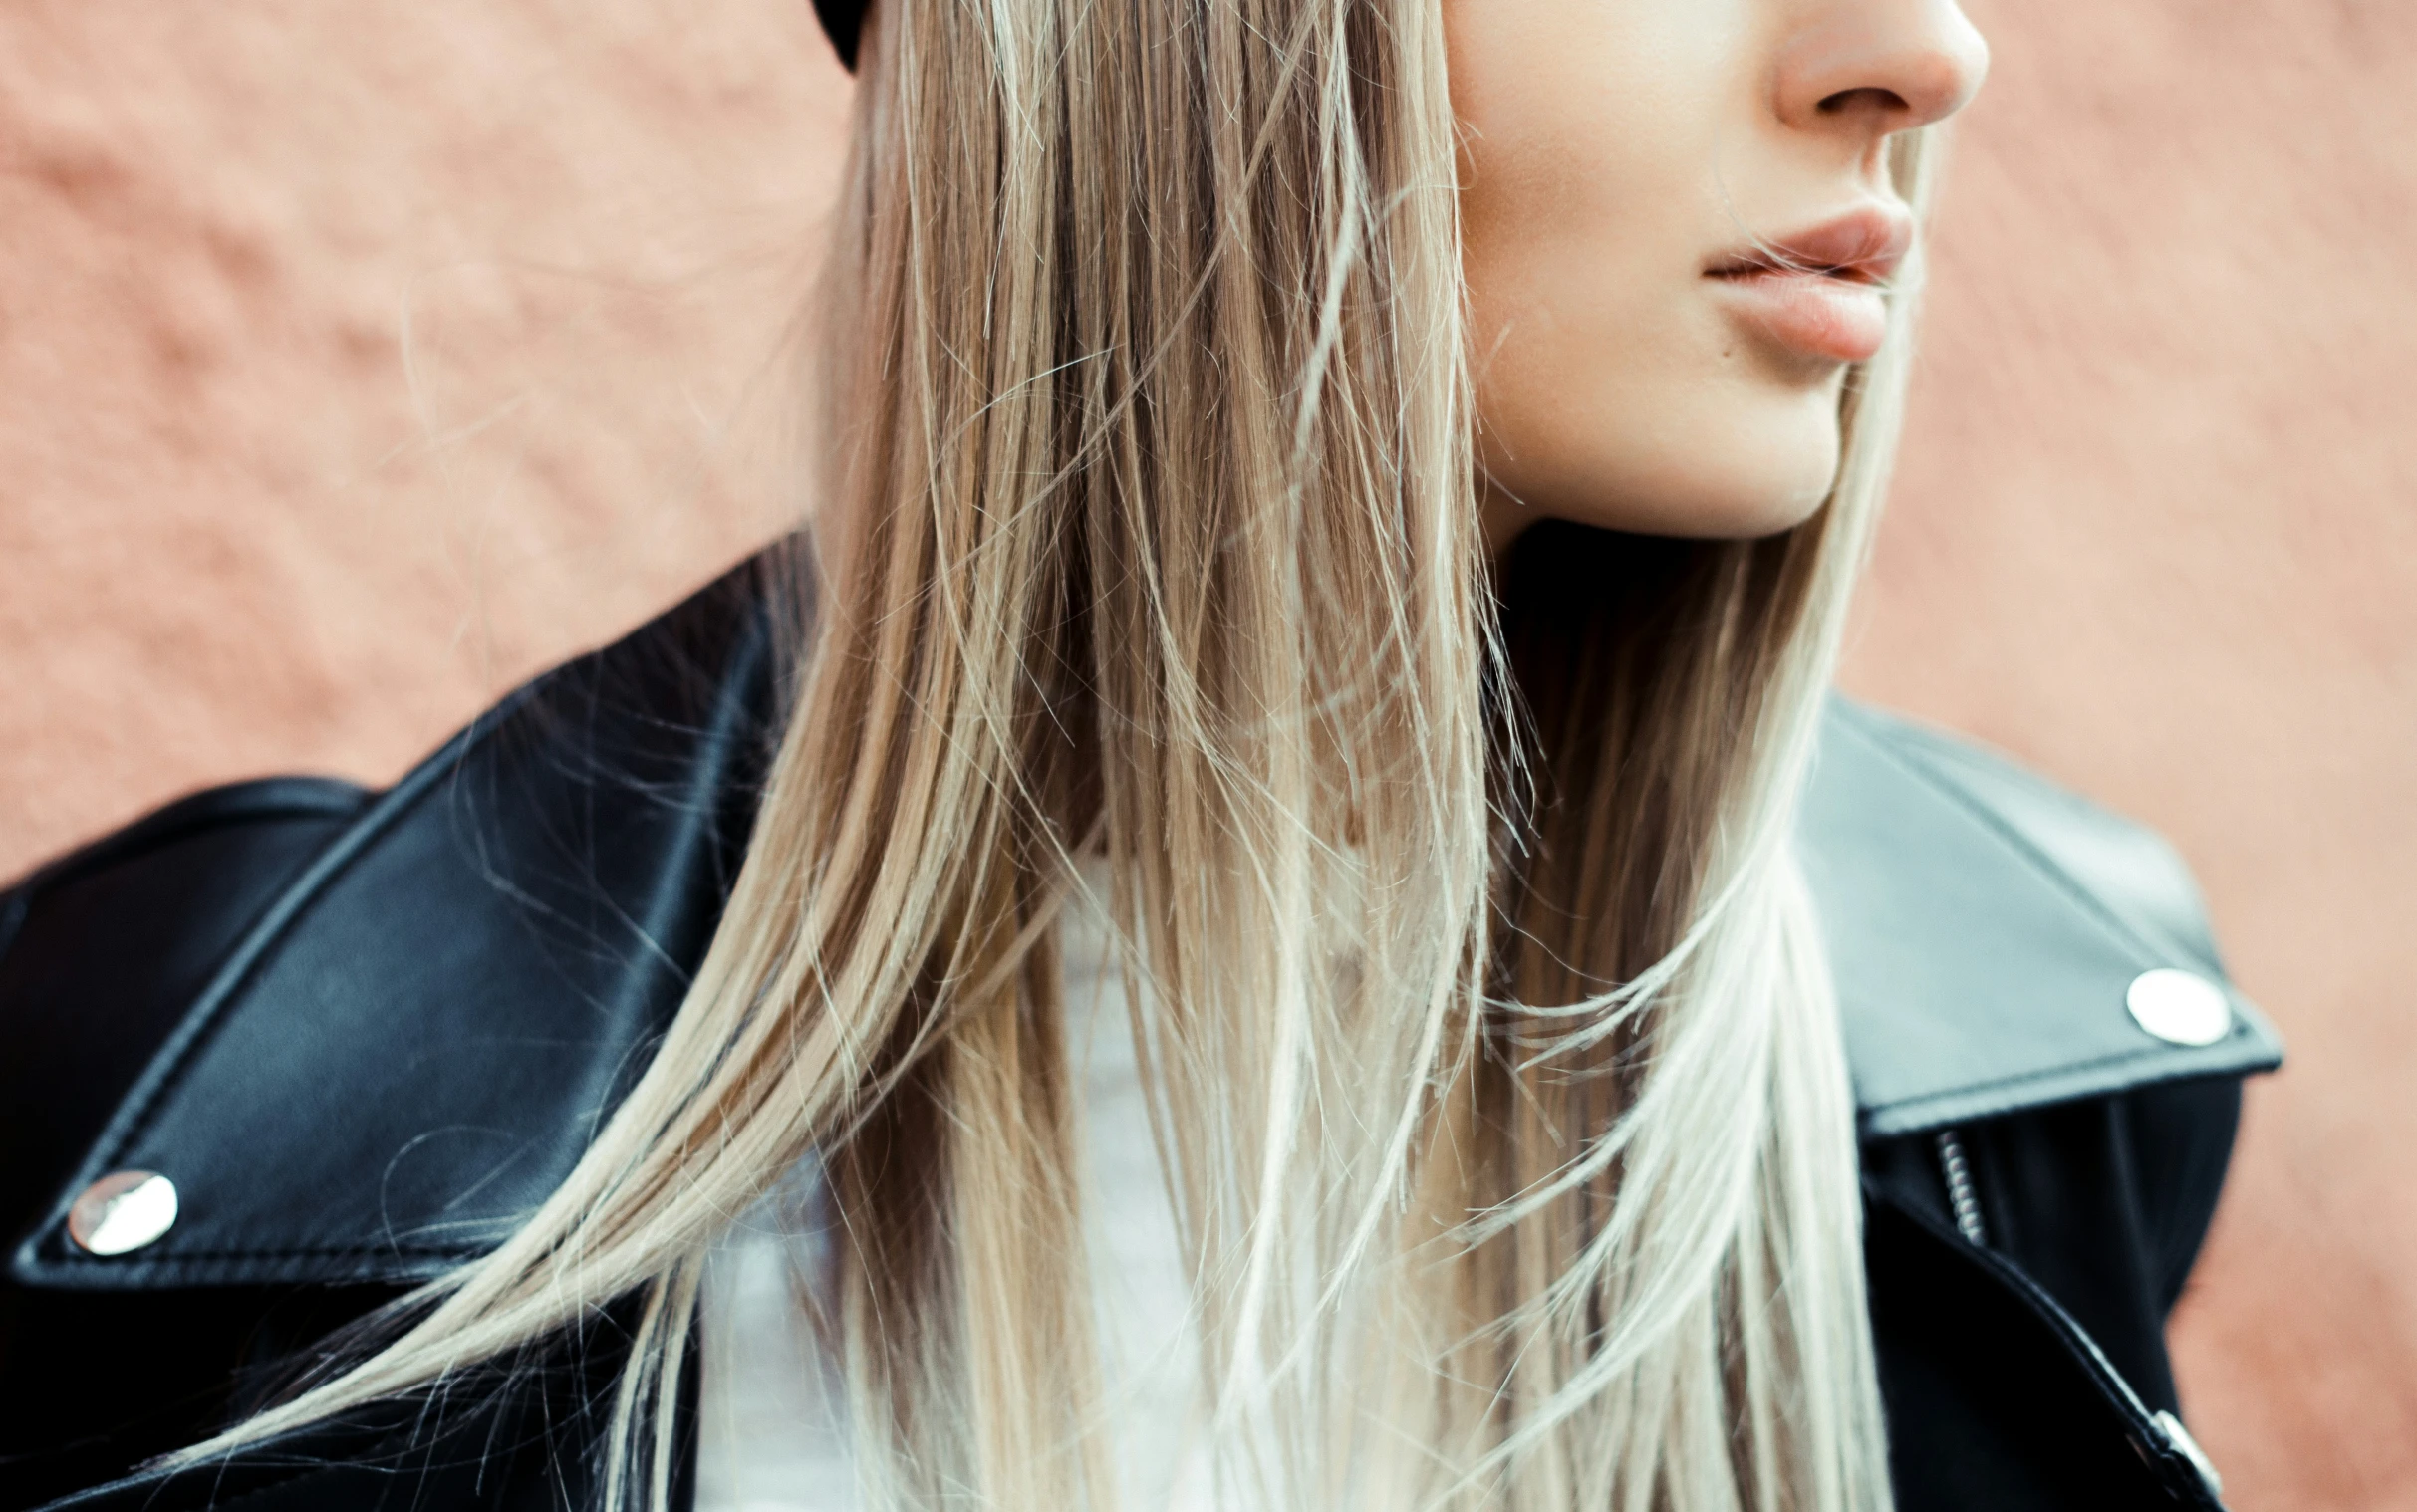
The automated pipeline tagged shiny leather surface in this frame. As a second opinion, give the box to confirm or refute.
[0,554,2271,1509]
[5,562,778,1295]
[1861,1077,2243,1509]
[0,779,370,1277]
[1804,699,2283,1137]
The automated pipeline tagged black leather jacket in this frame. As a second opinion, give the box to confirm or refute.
[0,562,2283,1511]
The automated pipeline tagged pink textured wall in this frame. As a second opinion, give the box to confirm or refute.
[4,0,2410,1502]
[1841,2,2417,1503]
[0,1,843,862]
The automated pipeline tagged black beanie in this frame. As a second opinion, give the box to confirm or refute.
[814,0,865,69]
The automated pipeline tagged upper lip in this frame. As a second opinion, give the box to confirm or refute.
[1706,203,1916,285]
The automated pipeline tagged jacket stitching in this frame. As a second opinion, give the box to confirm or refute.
[12,688,549,1273]
[0,779,369,900]
[16,582,773,1277]
[42,1241,481,1263]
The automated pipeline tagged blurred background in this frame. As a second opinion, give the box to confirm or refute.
[3,0,2411,1501]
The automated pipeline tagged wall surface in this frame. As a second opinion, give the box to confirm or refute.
[1842,2,2417,1503]
[0,0,842,864]
[3,0,2411,1503]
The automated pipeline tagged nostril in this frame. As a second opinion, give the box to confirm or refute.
[1787,11,1990,131]
[1817,87,1911,117]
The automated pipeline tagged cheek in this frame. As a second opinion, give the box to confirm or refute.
[1470,261,1852,540]
[1454,5,1849,540]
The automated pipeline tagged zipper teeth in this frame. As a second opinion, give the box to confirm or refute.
[1936,1129,1988,1247]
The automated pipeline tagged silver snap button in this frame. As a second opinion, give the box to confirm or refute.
[67,1170,179,1255]
[2126,969,2232,1048]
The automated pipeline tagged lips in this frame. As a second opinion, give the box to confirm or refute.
[1705,203,1916,364]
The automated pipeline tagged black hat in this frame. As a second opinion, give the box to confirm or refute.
[814,0,866,70]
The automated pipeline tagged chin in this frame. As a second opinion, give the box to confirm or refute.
[1656,379,1853,538]
[1477,358,1852,545]
[1616,470,1834,540]
[1486,420,1843,545]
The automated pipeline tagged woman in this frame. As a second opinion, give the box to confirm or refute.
[0,0,2280,1507]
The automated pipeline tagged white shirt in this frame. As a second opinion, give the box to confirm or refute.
[694,872,1213,1512]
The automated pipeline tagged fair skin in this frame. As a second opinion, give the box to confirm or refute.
[1449,0,1988,548]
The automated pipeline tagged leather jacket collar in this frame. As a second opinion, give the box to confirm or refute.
[1,558,2281,1296]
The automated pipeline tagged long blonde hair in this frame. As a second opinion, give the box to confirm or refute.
[201,0,1936,1507]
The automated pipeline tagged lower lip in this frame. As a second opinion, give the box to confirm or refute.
[1708,271,1890,363]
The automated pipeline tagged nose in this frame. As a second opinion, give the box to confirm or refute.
[1777,0,1991,136]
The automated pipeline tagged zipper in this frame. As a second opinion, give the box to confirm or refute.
[1935,1127,1987,1246]
[1917,1130,2226,1505]
[1871,1181,2231,1508]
